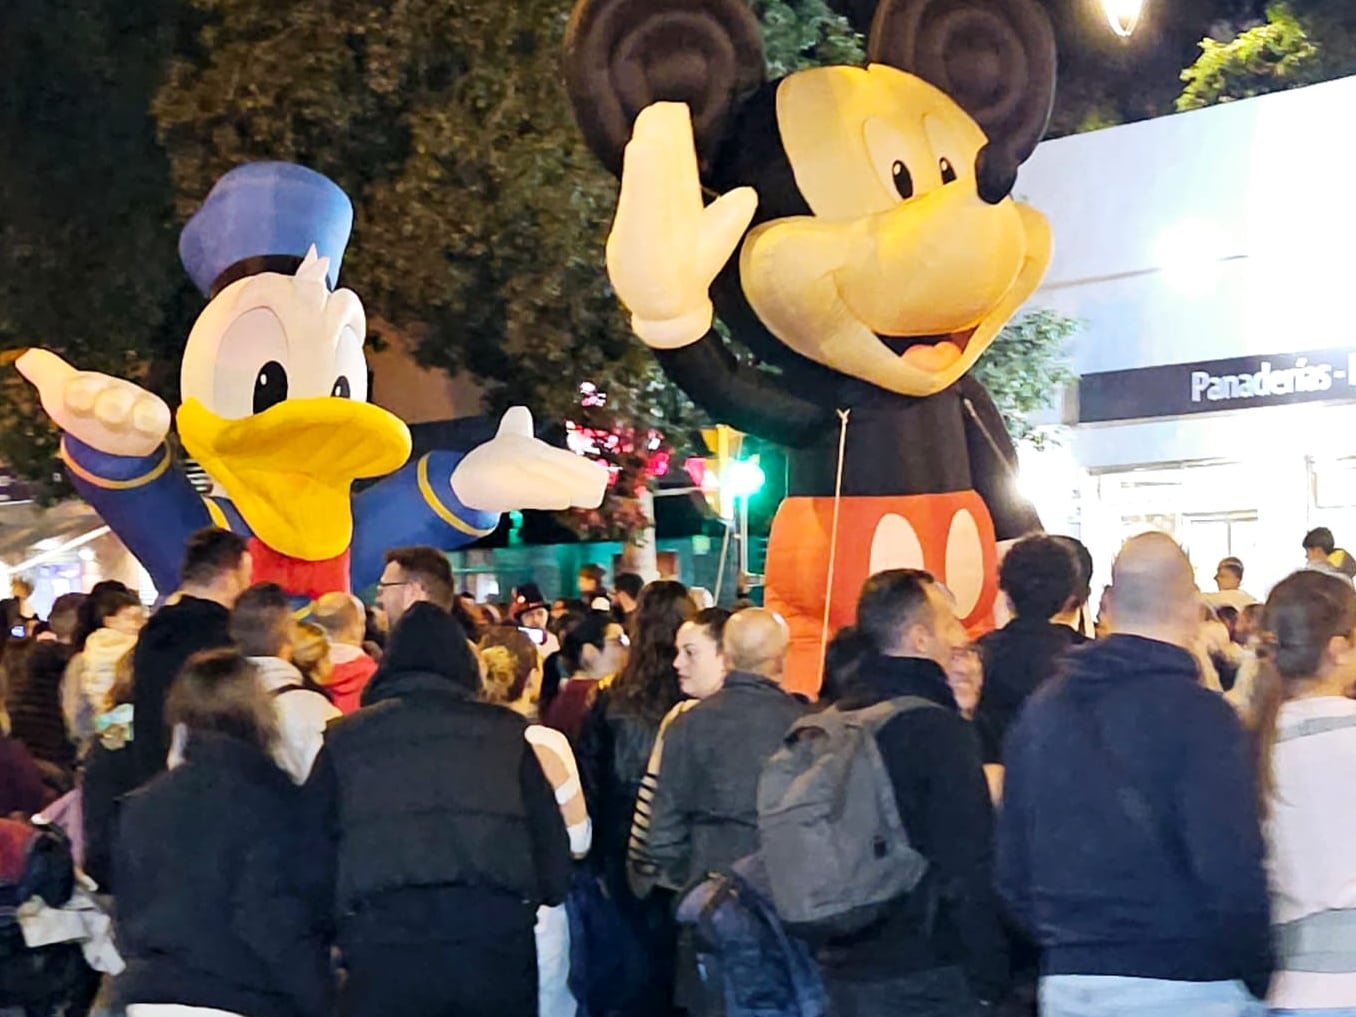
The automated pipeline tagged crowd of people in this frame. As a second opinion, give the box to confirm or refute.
[1,523,1356,1017]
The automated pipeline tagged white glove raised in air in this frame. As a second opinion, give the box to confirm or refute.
[606,101,758,350]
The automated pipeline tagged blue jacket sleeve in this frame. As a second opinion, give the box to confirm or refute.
[349,451,501,592]
[61,436,213,594]
[1176,697,1274,999]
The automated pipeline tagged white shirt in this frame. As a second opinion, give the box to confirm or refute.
[1267,696,1356,1008]
[248,657,341,784]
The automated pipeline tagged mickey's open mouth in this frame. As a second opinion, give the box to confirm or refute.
[877,326,980,373]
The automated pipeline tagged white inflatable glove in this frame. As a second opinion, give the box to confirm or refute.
[16,349,171,458]
[451,407,608,513]
[606,102,758,350]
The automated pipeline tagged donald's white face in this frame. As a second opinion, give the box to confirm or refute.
[176,247,411,562]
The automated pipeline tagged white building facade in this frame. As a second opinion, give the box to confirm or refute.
[1016,74,1356,598]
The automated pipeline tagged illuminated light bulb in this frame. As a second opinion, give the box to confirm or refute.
[1102,0,1144,37]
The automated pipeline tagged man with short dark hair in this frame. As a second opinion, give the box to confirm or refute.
[377,546,454,624]
[1302,527,1353,584]
[612,572,643,620]
[1303,526,1336,562]
[997,533,1272,1016]
[975,534,1080,763]
[1207,556,1256,612]
[232,583,339,783]
[130,527,251,782]
[821,569,1007,1016]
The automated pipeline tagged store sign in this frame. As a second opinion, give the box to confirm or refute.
[1078,347,1356,424]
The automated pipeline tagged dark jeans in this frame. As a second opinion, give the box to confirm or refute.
[340,940,537,1017]
[825,965,984,1017]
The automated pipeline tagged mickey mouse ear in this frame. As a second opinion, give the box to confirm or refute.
[564,0,766,179]
[868,0,1056,165]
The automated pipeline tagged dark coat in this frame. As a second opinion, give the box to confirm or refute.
[8,641,74,771]
[113,731,333,1017]
[81,736,140,892]
[0,735,50,817]
[577,683,667,888]
[307,602,570,954]
[129,595,232,784]
[996,635,1273,999]
[975,617,1079,763]
[824,654,1008,1004]
[646,671,807,888]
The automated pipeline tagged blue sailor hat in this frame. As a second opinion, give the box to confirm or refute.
[178,161,353,298]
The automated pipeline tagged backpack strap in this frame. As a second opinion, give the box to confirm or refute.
[269,684,307,698]
[853,695,945,733]
[1275,907,1356,972]
[1275,712,1356,744]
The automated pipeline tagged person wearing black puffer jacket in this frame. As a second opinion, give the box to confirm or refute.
[307,600,571,1017]
[113,649,332,1017]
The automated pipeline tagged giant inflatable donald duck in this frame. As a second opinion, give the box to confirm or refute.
[18,163,607,599]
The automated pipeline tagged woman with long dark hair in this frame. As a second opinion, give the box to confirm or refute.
[576,580,693,1016]
[1253,569,1356,1015]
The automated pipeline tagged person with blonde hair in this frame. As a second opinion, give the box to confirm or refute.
[230,584,339,783]
[290,621,335,699]
[113,649,332,1017]
[479,626,590,1017]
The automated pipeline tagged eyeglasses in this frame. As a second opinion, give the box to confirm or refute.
[377,581,410,590]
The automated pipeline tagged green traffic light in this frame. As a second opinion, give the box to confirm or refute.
[726,458,766,498]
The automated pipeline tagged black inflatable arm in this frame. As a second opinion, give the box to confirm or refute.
[958,374,1042,540]
[656,332,832,448]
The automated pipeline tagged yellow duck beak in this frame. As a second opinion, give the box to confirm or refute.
[177,396,412,561]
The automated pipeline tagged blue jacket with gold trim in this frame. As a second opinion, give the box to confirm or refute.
[62,435,498,595]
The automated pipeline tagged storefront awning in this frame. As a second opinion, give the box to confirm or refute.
[0,499,109,568]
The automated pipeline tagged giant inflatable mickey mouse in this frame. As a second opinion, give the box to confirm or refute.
[565,0,1056,692]
[18,163,607,601]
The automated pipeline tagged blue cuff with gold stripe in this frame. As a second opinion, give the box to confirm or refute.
[416,452,499,538]
[62,435,172,489]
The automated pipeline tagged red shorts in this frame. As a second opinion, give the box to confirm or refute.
[764,492,998,697]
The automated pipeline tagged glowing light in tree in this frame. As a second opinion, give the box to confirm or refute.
[1101,0,1143,37]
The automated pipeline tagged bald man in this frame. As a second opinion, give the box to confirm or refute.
[997,533,1273,1017]
[645,607,807,893]
[311,592,378,714]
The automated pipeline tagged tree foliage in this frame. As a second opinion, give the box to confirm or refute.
[153,0,861,445]
[970,309,1079,450]
[1178,2,1321,111]
[0,0,194,501]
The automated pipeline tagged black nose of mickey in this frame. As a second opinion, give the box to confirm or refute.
[975,143,1018,205]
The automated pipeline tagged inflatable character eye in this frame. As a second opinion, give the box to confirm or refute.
[332,324,368,403]
[939,157,958,185]
[253,361,289,414]
[891,160,914,200]
[212,307,290,420]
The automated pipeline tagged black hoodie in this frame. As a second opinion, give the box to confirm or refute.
[996,635,1273,998]
[306,602,570,951]
[822,654,1009,1003]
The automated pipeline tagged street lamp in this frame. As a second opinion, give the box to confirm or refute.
[1101,0,1144,38]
